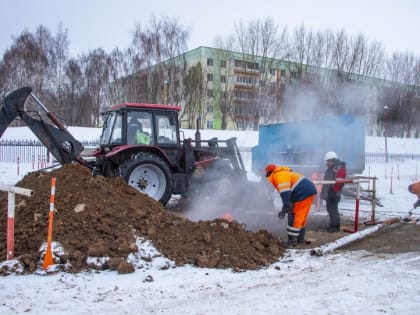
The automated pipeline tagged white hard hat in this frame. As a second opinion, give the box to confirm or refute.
[325,151,338,161]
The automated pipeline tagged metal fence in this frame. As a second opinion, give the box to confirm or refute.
[0,139,419,164]
[0,140,98,163]
[364,152,420,164]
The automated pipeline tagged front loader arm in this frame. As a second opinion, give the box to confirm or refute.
[0,87,85,165]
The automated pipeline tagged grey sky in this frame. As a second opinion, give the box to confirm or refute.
[1,0,419,57]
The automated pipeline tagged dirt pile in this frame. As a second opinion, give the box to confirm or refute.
[0,164,285,274]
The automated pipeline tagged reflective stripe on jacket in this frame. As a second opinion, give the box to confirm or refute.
[267,166,317,207]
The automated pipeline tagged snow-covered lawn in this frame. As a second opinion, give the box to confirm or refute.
[1,127,419,314]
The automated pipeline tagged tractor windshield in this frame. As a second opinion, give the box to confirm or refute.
[100,111,122,146]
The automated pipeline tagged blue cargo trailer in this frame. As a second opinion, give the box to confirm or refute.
[252,115,365,178]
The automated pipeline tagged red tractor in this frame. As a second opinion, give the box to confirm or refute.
[1,87,249,206]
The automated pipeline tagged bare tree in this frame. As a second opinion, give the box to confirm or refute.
[212,36,236,129]
[383,52,420,137]
[50,23,70,110]
[0,30,49,96]
[82,48,110,126]
[230,18,289,129]
[63,58,84,125]
[131,15,189,104]
[181,62,204,128]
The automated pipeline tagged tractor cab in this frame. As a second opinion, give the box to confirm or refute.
[97,102,186,182]
[100,102,181,150]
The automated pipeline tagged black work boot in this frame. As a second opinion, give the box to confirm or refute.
[286,235,298,247]
[297,227,306,244]
[327,226,340,233]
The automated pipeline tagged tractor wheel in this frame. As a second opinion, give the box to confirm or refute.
[121,153,172,205]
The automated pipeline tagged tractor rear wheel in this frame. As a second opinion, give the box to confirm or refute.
[121,153,172,205]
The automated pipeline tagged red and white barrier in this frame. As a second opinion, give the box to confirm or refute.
[312,178,371,233]
[0,185,33,260]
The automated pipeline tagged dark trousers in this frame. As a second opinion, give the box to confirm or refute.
[326,198,340,228]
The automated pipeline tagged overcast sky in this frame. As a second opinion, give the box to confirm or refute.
[1,0,419,57]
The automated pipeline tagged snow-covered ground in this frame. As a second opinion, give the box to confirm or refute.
[1,127,420,314]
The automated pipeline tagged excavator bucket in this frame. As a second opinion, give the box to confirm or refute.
[0,87,32,137]
[0,87,85,165]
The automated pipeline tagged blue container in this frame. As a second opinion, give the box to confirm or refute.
[252,115,365,177]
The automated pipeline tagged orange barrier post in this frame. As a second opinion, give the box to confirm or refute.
[42,177,56,270]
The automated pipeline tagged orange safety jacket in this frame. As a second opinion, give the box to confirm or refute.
[267,166,317,208]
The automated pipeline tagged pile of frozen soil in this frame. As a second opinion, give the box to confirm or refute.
[0,164,285,274]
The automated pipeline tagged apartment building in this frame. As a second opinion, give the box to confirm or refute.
[165,46,299,130]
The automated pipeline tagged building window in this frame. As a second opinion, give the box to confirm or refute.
[270,68,276,75]
[207,89,213,97]
[221,60,226,68]
[207,73,213,81]
[207,105,213,113]
[234,59,259,70]
[236,76,257,85]
[206,120,214,129]
[207,58,213,66]
[221,75,226,83]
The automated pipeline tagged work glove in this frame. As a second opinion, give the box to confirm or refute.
[278,211,286,219]
[278,204,291,219]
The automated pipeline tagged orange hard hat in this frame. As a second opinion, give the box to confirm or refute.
[265,164,277,176]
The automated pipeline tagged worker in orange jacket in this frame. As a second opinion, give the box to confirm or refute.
[265,164,317,247]
[408,181,420,209]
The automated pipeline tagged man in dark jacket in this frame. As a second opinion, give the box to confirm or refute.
[320,151,347,233]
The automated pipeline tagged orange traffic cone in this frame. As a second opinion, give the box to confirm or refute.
[42,244,54,270]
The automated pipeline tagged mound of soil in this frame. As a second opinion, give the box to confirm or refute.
[0,164,285,274]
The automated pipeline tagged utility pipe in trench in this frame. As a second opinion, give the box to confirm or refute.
[310,216,403,257]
